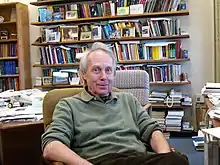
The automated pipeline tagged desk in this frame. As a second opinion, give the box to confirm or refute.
[204,98,220,127]
[0,121,45,165]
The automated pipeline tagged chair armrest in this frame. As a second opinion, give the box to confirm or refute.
[51,162,64,165]
[143,103,152,117]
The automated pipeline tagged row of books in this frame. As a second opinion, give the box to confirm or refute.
[0,43,17,57]
[152,110,192,132]
[41,18,182,43]
[39,40,185,65]
[117,64,183,82]
[141,0,187,13]
[38,2,116,22]
[149,89,192,106]
[42,68,79,77]
[41,63,185,83]
[39,45,87,65]
[0,78,19,92]
[38,0,187,22]
[0,61,18,75]
[111,40,183,61]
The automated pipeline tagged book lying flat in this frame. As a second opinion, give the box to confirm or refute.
[192,136,204,151]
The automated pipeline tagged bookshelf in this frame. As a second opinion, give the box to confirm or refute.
[31,0,192,133]
[32,35,190,46]
[30,0,191,88]
[31,10,189,26]
[0,2,31,91]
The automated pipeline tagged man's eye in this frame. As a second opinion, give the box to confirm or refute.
[93,68,101,73]
[106,68,113,74]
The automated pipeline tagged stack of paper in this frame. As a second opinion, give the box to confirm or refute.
[201,82,220,95]
[0,106,43,122]
[165,110,184,132]
[192,130,204,151]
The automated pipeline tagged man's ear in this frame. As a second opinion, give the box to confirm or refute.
[79,70,87,85]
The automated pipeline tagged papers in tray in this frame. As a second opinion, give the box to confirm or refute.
[202,127,220,139]
[0,106,43,122]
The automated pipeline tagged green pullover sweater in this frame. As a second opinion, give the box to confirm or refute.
[41,89,161,160]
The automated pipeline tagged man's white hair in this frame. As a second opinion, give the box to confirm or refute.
[79,42,117,74]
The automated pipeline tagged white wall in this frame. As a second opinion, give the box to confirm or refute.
[188,0,215,96]
[0,0,215,96]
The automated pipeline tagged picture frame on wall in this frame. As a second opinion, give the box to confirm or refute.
[42,76,52,85]
[60,25,79,41]
[52,72,69,85]
[121,27,135,38]
[0,30,8,40]
[80,31,92,40]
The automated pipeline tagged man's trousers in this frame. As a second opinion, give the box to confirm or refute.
[90,151,189,165]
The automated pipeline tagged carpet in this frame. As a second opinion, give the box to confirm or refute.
[168,137,204,165]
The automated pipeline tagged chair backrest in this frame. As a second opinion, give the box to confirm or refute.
[43,70,149,127]
[43,88,84,127]
[113,70,149,106]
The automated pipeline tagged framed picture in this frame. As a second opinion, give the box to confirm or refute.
[110,30,121,39]
[142,26,150,37]
[80,31,92,40]
[45,26,60,42]
[52,72,69,85]
[92,26,102,40]
[66,10,78,19]
[42,76,52,85]
[60,25,79,41]
[0,30,8,40]
[121,27,135,38]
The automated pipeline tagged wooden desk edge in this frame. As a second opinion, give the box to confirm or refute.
[0,120,44,129]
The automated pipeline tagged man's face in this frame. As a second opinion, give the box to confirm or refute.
[83,50,115,96]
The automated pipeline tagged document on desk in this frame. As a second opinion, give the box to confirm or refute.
[202,127,220,139]
[208,109,220,119]
[0,106,43,122]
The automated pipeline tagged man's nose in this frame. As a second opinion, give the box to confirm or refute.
[100,70,107,79]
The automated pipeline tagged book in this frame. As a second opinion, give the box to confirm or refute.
[192,136,204,151]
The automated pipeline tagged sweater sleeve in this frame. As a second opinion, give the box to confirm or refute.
[133,96,163,144]
[41,99,74,150]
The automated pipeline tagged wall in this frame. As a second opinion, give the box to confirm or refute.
[0,0,215,96]
[188,0,215,96]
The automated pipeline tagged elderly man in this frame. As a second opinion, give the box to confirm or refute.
[42,42,188,165]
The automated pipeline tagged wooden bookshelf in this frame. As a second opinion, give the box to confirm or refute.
[0,39,17,43]
[34,84,83,88]
[0,2,31,91]
[0,57,18,60]
[118,58,190,64]
[152,104,192,109]
[30,0,93,6]
[33,63,80,68]
[0,2,18,7]
[150,81,191,85]
[33,58,190,68]
[0,21,16,25]
[31,11,189,26]
[32,35,190,46]
[35,81,191,88]
[0,74,19,78]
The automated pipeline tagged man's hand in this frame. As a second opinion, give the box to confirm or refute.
[78,158,93,165]
[43,140,93,165]
[150,130,171,153]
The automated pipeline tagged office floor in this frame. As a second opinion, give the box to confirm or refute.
[168,137,204,165]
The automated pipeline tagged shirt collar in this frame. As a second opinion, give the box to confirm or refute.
[76,87,118,102]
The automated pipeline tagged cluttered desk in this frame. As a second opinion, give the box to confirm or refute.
[0,89,47,165]
[201,83,220,165]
